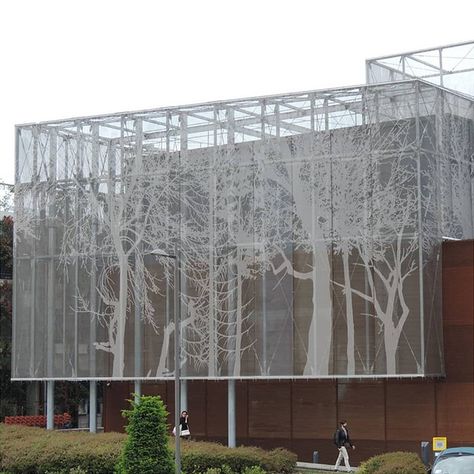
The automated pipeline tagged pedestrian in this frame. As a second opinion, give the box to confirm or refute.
[334,420,355,472]
[180,410,190,439]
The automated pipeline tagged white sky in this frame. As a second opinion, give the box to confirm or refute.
[1,0,473,184]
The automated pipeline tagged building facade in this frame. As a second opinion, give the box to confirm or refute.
[12,41,474,459]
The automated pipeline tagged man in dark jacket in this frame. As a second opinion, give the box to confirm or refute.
[334,420,355,472]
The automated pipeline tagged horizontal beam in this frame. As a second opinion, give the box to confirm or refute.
[366,40,474,62]
[405,54,446,74]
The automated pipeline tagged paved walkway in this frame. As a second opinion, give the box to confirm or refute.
[297,461,359,472]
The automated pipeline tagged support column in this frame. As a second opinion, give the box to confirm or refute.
[134,381,141,404]
[228,379,236,448]
[29,127,38,377]
[180,380,187,412]
[415,82,425,374]
[173,245,182,474]
[89,380,97,433]
[260,102,268,375]
[134,119,144,385]
[46,380,54,430]
[90,125,99,380]
[73,125,84,374]
[47,129,57,379]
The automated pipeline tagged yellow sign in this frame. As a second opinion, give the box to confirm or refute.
[433,437,447,451]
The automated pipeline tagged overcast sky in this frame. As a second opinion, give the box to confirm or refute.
[1,0,473,184]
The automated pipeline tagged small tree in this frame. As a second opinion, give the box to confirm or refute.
[117,395,175,474]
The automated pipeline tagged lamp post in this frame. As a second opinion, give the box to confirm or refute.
[151,247,181,474]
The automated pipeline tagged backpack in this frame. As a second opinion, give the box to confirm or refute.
[333,428,339,446]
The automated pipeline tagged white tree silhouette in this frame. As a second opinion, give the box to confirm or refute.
[175,151,258,376]
[264,134,334,375]
[334,156,420,374]
[329,128,372,375]
[57,129,183,377]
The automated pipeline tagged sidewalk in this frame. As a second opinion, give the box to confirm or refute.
[297,461,359,472]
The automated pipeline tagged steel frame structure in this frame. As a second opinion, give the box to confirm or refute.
[12,46,474,383]
[367,40,474,98]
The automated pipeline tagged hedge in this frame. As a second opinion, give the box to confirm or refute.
[0,424,124,473]
[358,451,425,474]
[180,442,295,474]
[0,424,296,474]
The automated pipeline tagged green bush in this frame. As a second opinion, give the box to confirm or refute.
[0,424,296,474]
[259,448,295,473]
[358,451,425,474]
[0,424,124,473]
[116,395,174,474]
[180,442,294,474]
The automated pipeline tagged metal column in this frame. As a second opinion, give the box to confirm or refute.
[415,82,425,373]
[89,380,97,433]
[180,380,187,412]
[173,245,181,474]
[134,381,141,404]
[46,380,54,430]
[134,119,144,391]
[228,379,236,448]
[90,125,99,381]
[47,129,57,379]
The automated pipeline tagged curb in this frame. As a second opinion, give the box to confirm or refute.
[297,461,359,472]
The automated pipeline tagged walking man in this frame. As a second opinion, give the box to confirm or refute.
[334,420,355,472]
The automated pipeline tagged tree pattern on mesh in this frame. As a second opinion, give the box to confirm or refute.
[13,83,474,378]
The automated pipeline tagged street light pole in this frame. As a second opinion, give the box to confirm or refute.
[152,247,181,474]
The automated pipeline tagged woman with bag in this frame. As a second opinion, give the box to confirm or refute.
[179,410,190,439]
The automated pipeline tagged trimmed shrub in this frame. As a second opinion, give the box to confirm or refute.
[180,442,295,474]
[116,395,174,474]
[0,424,296,474]
[260,448,295,473]
[358,451,425,474]
[0,424,125,473]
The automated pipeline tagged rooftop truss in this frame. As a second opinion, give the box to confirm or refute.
[367,40,474,99]
[16,79,474,185]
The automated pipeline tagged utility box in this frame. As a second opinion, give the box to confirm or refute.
[421,441,430,466]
